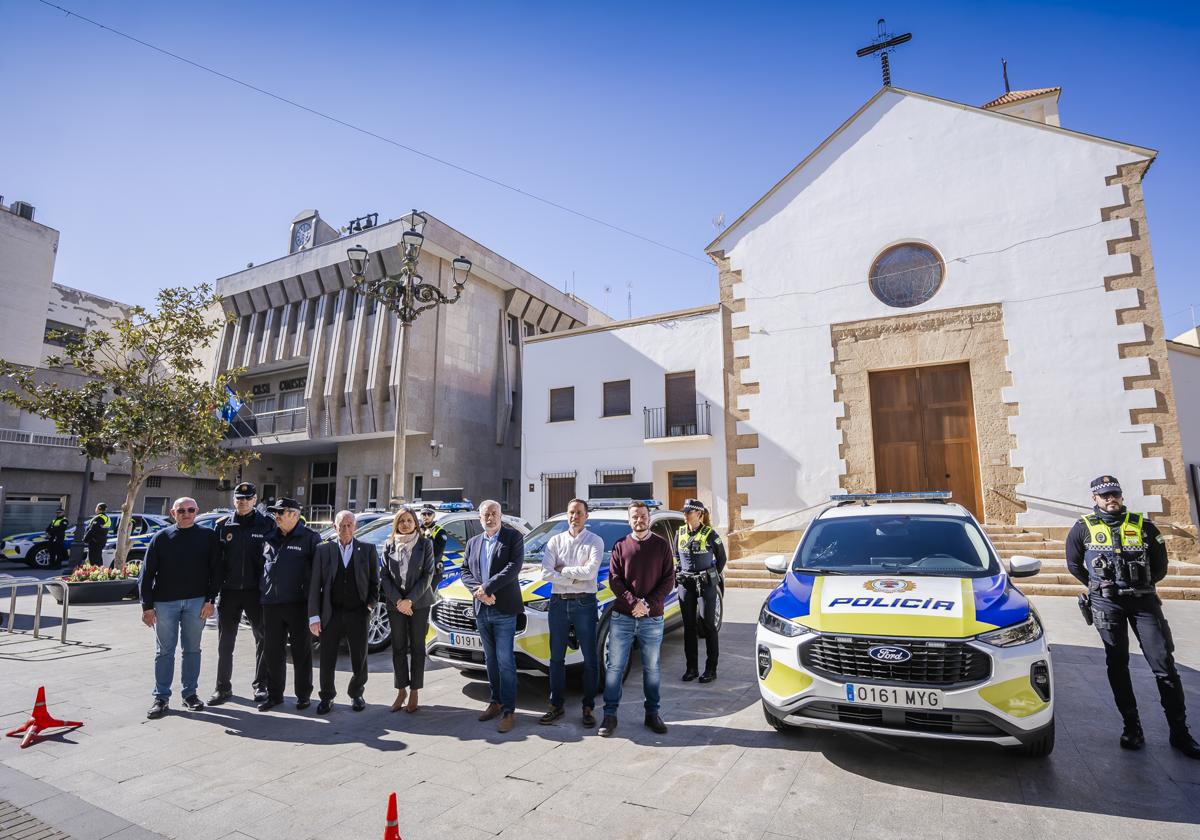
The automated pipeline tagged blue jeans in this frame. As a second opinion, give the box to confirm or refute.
[153,597,206,700]
[603,612,664,717]
[548,593,598,710]
[475,606,518,714]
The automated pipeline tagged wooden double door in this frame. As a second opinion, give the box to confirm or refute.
[868,362,983,519]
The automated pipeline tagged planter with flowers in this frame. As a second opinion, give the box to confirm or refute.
[52,563,141,604]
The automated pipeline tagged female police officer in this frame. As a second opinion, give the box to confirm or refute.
[674,499,726,683]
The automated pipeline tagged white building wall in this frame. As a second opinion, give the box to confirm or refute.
[717,90,1157,527]
[1169,344,1200,480]
[521,309,727,525]
[0,209,57,369]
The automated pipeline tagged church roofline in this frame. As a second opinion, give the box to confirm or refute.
[982,87,1061,109]
[706,86,1158,254]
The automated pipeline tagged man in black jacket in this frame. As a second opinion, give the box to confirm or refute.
[1066,475,1200,758]
[209,483,275,706]
[308,510,379,714]
[258,498,320,712]
[140,497,219,719]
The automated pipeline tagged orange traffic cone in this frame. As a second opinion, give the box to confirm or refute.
[382,791,401,840]
[5,686,83,748]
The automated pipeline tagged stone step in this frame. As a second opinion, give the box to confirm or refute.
[986,532,1047,542]
[990,539,1065,548]
[724,577,778,590]
[725,568,782,580]
[991,547,1063,557]
[982,526,1043,535]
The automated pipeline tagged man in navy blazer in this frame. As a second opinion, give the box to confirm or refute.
[459,499,525,732]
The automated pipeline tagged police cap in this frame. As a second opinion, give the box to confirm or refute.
[1090,475,1123,496]
[419,504,436,515]
[267,497,302,512]
[682,498,707,513]
[234,482,258,499]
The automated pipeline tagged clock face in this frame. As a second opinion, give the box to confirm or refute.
[293,221,313,250]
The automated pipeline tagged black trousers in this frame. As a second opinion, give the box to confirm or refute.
[1091,592,1188,726]
[215,589,266,695]
[262,602,313,703]
[387,604,431,690]
[86,540,107,566]
[679,575,720,672]
[47,539,67,568]
[318,606,370,702]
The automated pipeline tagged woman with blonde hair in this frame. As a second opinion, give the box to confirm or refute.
[380,507,436,712]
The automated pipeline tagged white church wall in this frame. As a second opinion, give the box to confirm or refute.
[718,89,1158,528]
[521,309,727,525]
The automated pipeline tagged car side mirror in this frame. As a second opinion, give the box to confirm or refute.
[763,554,789,574]
[1007,555,1041,578]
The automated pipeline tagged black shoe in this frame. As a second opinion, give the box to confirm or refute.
[644,713,668,735]
[1170,729,1200,759]
[182,694,205,711]
[582,708,596,728]
[296,697,312,710]
[682,669,699,682]
[539,706,565,725]
[1120,718,1145,750]
[146,698,168,719]
[317,700,333,715]
[699,670,717,684]
[257,698,282,712]
[598,715,618,737]
[253,689,269,703]
[351,696,366,712]
[206,691,231,706]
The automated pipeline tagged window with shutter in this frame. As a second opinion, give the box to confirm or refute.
[549,387,574,422]
[602,380,631,417]
[665,371,697,433]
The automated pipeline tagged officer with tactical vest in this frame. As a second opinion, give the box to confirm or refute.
[208,482,275,706]
[44,508,70,569]
[674,499,726,683]
[1066,475,1200,758]
[84,503,112,566]
[419,504,448,588]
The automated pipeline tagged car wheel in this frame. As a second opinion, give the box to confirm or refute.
[596,613,633,684]
[367,603,392,653]
[762,699,790,732]
[29,546,52,569]
[1007,719,1055,758]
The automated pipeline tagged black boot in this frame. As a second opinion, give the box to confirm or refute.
[1119,715,1144,750]
[1169,724,1200,759]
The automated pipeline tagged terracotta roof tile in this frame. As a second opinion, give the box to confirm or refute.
[982,87,1061,109]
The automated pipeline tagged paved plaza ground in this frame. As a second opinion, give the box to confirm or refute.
[2,563,1200,840]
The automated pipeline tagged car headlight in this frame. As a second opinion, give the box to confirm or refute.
[758,603,809,637]
[977,614,1043,647]
[525,599,550,612]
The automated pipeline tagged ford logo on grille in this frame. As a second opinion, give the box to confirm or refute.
[868,645,912,664]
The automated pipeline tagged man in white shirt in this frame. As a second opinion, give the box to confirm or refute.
[540,498,605,727]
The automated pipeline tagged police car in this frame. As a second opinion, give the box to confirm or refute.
[4,513,170,568]
[756,492,1054,756]
[352,503,530,653]
[427,499,699,675]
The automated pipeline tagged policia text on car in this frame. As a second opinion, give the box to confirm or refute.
[1065,475,1200,759]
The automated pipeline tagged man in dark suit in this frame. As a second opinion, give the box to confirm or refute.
[459,499,525,733]
[309,510,380,714]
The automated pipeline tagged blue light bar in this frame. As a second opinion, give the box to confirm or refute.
[831,491,953,503]
[586,498,663,510]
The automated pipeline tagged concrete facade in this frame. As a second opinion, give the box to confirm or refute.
[214,212,602,516]
[520,306,727,523]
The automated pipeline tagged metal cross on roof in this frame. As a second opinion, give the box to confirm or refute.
[855,18,913,87]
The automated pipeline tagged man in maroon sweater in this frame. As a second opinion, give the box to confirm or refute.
[599,501,675,737]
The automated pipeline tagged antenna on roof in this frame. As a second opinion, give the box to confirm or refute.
[1002,58,1011,93]
[626,281,632,319]
[855,18,913,87]
[712,212,726,234]
[603,285,612,313]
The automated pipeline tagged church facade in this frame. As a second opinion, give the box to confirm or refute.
[707,86,1198,560]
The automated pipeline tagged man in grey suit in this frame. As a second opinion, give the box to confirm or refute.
[308,510,379,714]
[459,499,525,733]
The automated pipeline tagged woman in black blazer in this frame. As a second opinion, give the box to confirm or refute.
[380,508,436,713]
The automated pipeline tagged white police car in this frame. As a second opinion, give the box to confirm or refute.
[4,513,170,568]
[427,499,697,675]
[757,492,1054,756]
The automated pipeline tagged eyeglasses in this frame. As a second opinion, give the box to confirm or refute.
[176,507,199,514]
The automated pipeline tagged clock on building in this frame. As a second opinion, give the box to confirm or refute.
[293,221,313,251]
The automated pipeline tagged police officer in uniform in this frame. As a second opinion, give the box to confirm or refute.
[1066,475,1200,758]
[674,499,726,683]
[419,504,448,587]
[45,508,69,569]
[208,482,275,706]
[84,503,112,566]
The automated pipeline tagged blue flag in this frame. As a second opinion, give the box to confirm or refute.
[219,387,244,424]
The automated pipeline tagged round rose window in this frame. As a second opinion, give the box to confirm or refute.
[869,242,944,308]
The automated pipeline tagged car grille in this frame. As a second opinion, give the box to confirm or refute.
[798,702,1004,737]
[431,600,527,634]
[800,635,991,688]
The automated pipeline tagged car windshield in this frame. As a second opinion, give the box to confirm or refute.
[793,514,998,578]
[353,517,465,553]
[522,519,633,565]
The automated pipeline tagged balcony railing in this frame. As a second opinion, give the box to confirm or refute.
[0,428,80,448]
[643,401,711,440]
[225,407,308,439]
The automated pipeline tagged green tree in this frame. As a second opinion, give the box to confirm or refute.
[0,284,255,566]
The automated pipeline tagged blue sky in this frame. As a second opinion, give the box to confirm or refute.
[2,0,1197,335]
